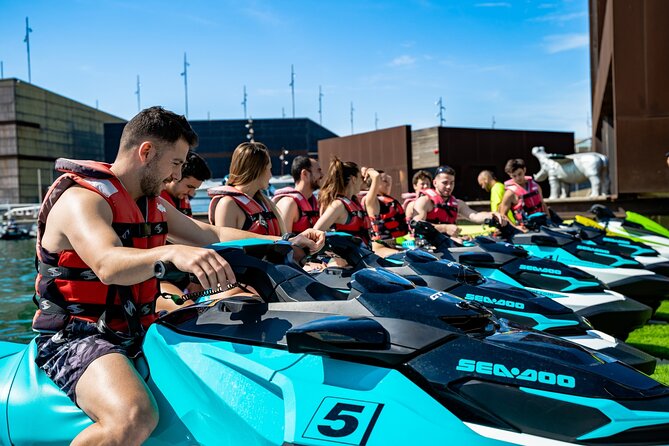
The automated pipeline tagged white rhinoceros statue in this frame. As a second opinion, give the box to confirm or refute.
[532,146,609,199]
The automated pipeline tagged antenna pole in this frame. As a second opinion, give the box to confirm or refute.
[290,64,295,118]
[24,17,33,83]
[135,75,141,112]
[241,85,248,119]
[180,52,190,117]
[436,97,445,126]
[318,85,323,125]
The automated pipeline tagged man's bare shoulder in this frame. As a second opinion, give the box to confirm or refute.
[49,186,113,222]
[42,186,113,251]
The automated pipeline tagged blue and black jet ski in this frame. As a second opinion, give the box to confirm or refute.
[312,233,655,372]
[486,213,669,313]
[410,220,652,341]
[2,239,669,445]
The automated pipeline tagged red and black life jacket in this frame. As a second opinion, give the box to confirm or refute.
[420,188,459,224]
[33,159,167,341]
[333,195,371,245]
[272,187,319,233]
[401,193,418,223]
[361,192,409,240]
[504,176,544,223]
[208,185,282,236]
[160,190,192,217]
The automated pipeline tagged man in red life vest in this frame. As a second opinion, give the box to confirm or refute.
[273,156,323,233]
[32,106,324,445]
[412,165,504,241]
[161,150,212,217]
[498,158,548,226]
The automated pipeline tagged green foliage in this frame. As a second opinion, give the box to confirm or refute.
[651,364,669,386]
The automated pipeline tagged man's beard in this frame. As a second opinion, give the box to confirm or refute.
[140,157,165,197]
[310,178,321,191]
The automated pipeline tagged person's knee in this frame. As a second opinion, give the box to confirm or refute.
[104,394,159,444]
[125,397,160,439]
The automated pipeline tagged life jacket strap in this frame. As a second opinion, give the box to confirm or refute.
[38,261,99,281]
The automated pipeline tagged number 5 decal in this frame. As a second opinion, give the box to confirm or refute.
[303,397,384,445]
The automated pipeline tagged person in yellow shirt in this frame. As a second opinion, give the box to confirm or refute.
[477,170,516,224]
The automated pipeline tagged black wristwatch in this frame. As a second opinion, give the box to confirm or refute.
[281,232,296,241]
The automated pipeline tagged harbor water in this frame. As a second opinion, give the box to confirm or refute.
[0,238,38,343]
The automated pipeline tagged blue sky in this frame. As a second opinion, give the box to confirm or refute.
[0,0,591,138]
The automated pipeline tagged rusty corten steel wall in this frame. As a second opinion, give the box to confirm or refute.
[318,126,412,196]
[412,127,574,201]
[590,0,669,195]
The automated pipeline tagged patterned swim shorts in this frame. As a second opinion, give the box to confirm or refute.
[35,319,129,405]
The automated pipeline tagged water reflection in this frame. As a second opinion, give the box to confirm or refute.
[0,239,37,343]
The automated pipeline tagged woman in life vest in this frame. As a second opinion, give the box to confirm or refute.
[209,142,286,236]
[313,158,372,246]
[360,169,409,257]
[403,170,433,222]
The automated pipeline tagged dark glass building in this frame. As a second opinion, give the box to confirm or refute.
[105,118,337,178]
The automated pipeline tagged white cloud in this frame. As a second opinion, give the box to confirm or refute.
[389,55,416,67]
[475,2,511,7]
[544,33,589,53]
[531,11,587,23]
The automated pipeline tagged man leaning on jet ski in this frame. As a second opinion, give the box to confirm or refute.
[412,165,507,242]
[32,106,325,446]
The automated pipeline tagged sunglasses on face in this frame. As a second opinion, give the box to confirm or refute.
[435,166,453,175]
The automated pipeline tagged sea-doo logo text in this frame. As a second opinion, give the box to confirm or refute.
[464,293,524,309]
[519,264,561,275]
[456,359,575,388]
[577,245,610,254]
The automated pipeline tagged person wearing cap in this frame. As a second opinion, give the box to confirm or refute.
[412,165,504,242]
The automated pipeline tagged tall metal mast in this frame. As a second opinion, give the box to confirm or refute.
[135,75,141,112]
[180,52,190,117]
[24,17,33,83]
[241,85,248,119]
[436,97,445,126]
[350,102,355,134]
[289,64,295,118]
[318,85,323,125]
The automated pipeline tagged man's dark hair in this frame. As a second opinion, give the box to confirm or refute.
[291,156,315,182]
[504,158,526,174]
[181,151,212,181]
[412,170,433,185]
[119,106,198,152]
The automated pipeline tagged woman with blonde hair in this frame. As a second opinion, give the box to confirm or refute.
[313,157,374,246]
[208,142,286,235]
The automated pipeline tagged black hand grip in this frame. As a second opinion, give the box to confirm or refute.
[484,217,501,228]
[154,261,199,284]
